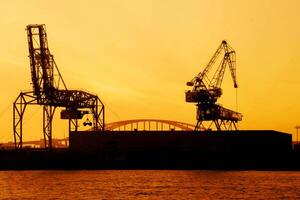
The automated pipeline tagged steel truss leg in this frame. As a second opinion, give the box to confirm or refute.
[214,120,238,131]
[194,120,202,131]
[227,121,237,130]
[92,97,105,131]
[194,119,238,132]
[232,121,237,130]
[220,120,228,130]
[69,118,78,133]
[13,92,37,149]
[43,105,56,149]
[195,120,214,131]
[13,95,26,149]
[214,120,221,131]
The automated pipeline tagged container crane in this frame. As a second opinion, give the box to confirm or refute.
[185,40,242,131]
[13,24,105,149]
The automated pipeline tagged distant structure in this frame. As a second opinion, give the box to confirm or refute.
[185,40,242,131]
[1,138,69,149]
[13,24,105,149]
[105,119,197,131]
[295,125,300,143]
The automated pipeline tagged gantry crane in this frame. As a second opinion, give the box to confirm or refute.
[13,24,105,149]
[185,40,242,131]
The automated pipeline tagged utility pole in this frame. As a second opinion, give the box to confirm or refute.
[295,125,300,143]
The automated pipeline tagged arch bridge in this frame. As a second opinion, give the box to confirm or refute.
[105,119,199,131]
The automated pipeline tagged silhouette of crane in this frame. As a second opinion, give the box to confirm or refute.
[185,40,242,131]
[13,24,105,149]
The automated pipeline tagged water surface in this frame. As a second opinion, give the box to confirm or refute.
[1,170,300,199]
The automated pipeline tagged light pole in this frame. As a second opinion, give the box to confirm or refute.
[295,125,300,143]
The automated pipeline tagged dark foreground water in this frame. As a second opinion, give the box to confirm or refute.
[1,170,300,199]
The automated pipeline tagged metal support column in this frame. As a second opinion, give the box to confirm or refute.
[43,105,56,149]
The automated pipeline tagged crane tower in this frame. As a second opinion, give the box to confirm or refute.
[13,24,105,149]
[186,40,242,131]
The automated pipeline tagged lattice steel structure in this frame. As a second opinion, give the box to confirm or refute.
[185,40,242,131]
[13,24,105,149]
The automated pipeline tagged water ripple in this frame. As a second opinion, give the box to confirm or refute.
[0,170,300,199]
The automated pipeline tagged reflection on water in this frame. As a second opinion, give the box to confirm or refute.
[0,170,300,199]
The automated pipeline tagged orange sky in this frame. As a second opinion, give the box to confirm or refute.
[0,0,300,142]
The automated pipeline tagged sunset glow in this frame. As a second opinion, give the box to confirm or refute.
[0,0,300,141]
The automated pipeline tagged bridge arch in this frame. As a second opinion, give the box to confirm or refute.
[105,119,197,131]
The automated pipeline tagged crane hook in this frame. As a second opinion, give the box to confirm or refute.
[83,118,92,126]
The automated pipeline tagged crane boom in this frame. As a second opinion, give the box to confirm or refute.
[210,51,237,89]
[27,24,67,101]
[187,41,224,89]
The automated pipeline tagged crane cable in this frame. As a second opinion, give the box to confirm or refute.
[236,87,238,112]
[235,87,239,129]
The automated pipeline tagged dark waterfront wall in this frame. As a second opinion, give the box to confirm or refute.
[66,130,294,169]
[69,130,292,154]
[0,130,296,170]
